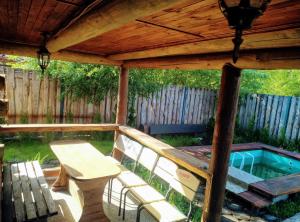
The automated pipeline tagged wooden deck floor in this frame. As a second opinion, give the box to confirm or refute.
[47,178,156,222]
[249,174,300,198]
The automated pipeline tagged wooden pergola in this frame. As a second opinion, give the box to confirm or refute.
[0,0,299,221]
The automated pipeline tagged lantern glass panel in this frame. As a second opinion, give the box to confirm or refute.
[42,55,49,66]
[224,0,240,7]
[250,0,264,8]
[38,54,42,66]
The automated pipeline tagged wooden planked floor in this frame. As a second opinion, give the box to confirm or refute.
[249,174,300,199]
[238,191,272,208]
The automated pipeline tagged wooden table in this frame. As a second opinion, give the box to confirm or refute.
[50,140,120,222]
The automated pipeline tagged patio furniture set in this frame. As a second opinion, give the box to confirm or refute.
[1,134,203,222]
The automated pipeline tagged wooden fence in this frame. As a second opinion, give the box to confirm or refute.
[2,67,217,126]
[237,94,300,141]
[2,67,300,141]
[135,86,216,126]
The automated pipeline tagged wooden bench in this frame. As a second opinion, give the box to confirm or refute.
[2,161,58,222]
[141,124,206,136]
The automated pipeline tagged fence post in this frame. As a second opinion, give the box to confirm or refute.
[201,63,241,222]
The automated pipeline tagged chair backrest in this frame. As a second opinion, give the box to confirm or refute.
[137,147,159,172]
[153,157,178,184]
[170,169,200,202]
[114,134,143,161]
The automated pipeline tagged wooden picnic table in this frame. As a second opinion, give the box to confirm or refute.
[50,140,120,222]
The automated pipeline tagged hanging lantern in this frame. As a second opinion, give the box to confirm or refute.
[37,34,51,74]
[219,0,270,63]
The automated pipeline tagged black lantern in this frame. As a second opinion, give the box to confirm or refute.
[37,34,51,74]
[219,0,270,63]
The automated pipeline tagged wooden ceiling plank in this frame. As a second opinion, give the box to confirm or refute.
[69,20,200,55]
[17,0,32,38]
[136,19,205,38]
[0,1,9,33]
[153,4,219,25]
[123,48,300,70]
[143,0,216,22]
[28,0,50,41]
[67,0,299,56]
[23,0,46,42]
[7,0,18,35]
[33,0,61,36]
[0,41,121,66]
[47,2,78,32]
[108,28,300,60]
[46,0,188,52]
[43,1,74,33]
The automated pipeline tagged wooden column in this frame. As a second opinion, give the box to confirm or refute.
[114,66,129,159]
[116,66,129,125]
[201,63,241,222]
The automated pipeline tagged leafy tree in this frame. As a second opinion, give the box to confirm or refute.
[259,70,300,96]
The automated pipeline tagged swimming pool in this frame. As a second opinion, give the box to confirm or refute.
[230,150,300,179]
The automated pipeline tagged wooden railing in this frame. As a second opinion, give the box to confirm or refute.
[0,124,119,133]
[119,125,210,180]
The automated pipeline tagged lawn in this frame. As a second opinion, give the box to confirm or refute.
[3,136,114,163]
[2,134,197,163]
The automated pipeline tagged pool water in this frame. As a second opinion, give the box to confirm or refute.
[230,150,300,179]
[242,163,287,179]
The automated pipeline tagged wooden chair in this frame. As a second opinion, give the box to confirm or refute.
[107,134,144,202]
[106,134,159,216]
[118,146,159,216]
[136,169,201,222]
[122,156,179,220]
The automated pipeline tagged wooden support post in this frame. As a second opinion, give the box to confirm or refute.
[114,66,129,159]
[201,63,241,222]
[116,66,129,125]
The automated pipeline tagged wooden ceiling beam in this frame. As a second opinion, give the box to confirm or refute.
[109,28,300,61]
[46,0,185,52]
[0,41,121,66]
[123,48,300,70]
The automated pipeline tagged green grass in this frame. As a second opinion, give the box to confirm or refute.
[3,138,113,163]
[267,194,300,219]
[160,135,200,147]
